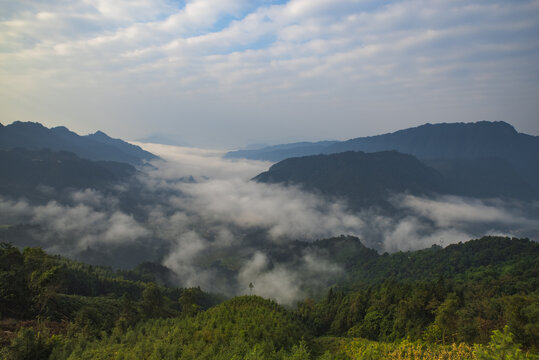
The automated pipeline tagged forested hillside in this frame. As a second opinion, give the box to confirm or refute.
[1,236,537,359]
[253,151,445,208]
[253,151,539,209]
[0,149,136,201]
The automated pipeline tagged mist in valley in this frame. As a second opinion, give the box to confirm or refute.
[1,143,538,304]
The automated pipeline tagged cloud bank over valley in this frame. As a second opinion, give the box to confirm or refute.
[1,143,538,303]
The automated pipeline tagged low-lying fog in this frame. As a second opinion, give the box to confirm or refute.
[1,143,538,304]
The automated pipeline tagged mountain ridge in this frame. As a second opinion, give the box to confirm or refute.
[0,148,136,201]
[253,150,446,208]
[253,150,539,207]
[0,121,156,165]
[229,121,539,190]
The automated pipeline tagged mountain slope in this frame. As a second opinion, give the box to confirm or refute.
[254,151,446,207]
[0,121,156,165]
[253,150,539,206]
[0,148,136,199]
[424,157,538,199]
[229,121,539,190]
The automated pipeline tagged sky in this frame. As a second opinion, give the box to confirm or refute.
[1,0,538,148]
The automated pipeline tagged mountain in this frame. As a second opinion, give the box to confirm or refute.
[254,151,539,207]
[0,148,136,200]
[424,157,538,199]
[0,121,156,165]
[2,236,537,358]
[229,121,539,190]
[225,140,338,162]
[254,151,446,208]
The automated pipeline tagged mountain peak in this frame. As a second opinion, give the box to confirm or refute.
[0,120,156,165]
[52,125,72,133]
[227,120,532,165]
[11,120,47,129]
[403,120,517,135]
[90,130,111,139]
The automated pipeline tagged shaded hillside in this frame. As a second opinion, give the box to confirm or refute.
[0,148,135,200]
[425,157,538,199]
[254,151,445,208]
[253,151,539,206]
[0,121,156,165]
[229,121,539,191]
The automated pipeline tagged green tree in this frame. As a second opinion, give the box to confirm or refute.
[434,292,459,345]
[141,283,165,318]
[475,326,532,360]
[0,327,54,360]
[179,288,202,317]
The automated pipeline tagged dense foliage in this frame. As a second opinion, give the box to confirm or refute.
[0,243,220,334]
[298,237,539,348]
[57,296,308,360]
[1,236,538,359]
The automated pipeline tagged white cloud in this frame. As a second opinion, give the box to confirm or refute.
[1,0,538,145]
[237,249,343,305]
[178,178,364,240]
[397,194,537,228]
[1,144,538,302]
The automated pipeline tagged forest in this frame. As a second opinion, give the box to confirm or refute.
[1,236,537,359]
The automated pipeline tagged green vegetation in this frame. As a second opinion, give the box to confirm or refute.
[0,242,221,354]
[298,236,539,349]
[1,236,538,359]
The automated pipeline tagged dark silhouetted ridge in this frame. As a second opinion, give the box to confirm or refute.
[0,121,156,165]
[254,151,445,208]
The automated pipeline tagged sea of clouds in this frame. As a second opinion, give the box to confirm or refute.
[1,143,538,304]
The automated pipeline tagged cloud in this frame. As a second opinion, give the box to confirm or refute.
[162,231,214,287]
[70,188,118,208]
[133,142,270,180]
[0,197,32,223]
[1,144,538,303]
[0,193,149,253]
[31,201,149,249]
[1,0,538,146]
[177,178,364,240]
[138,142,365,241]
[237,250,343,305]
[238,252,303,305]
[397,194,538,228]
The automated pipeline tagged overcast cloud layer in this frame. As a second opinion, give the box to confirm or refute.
[1,0,538,147]
[1,144,538,303]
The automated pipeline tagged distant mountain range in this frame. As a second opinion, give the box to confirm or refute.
[230,121,539,190]
[0,121,156,165]
[226,140,339,162]
[251,121,539,206]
